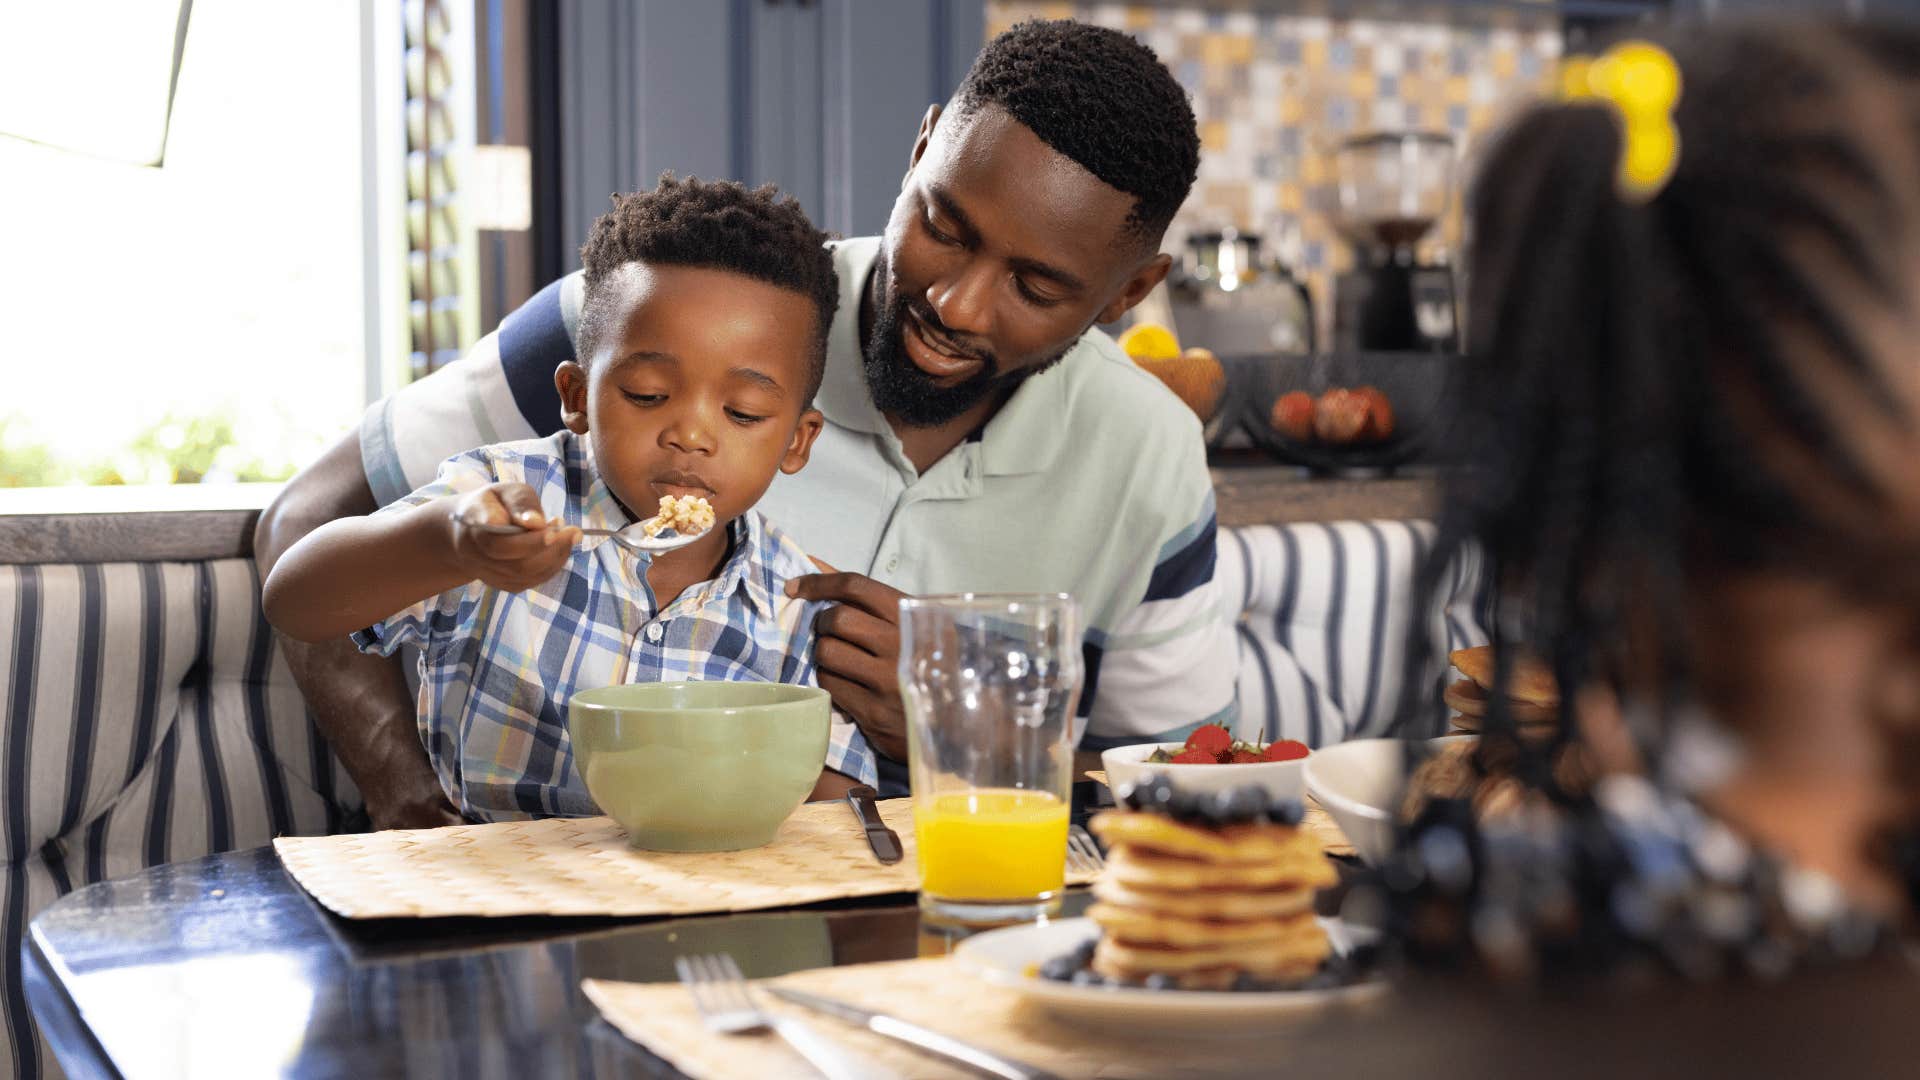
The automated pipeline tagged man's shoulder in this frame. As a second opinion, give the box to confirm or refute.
[1057,327,1207,462]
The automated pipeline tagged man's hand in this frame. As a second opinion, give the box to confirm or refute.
[786,569,911,761]
[446,482,580,591]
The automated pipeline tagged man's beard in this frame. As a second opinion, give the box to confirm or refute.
[862,293,1068,428]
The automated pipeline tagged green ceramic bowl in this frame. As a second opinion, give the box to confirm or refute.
[567,682,830,852]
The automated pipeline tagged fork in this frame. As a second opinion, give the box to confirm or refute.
[1067,825,1105,875]
[675,953,898,1080]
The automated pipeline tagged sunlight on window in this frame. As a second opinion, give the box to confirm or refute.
[0,0,368,488]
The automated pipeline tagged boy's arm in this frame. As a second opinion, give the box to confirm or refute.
[808,769,860,802]
[263,481,580,643]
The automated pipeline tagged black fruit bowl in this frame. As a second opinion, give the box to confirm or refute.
[1209,351,1461,474]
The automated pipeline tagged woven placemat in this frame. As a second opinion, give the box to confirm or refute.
[276,800,1096,920]
[1084,770,1355,859]
[585,956,1292,1079]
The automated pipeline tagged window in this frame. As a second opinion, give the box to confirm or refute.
[0,1,382,490]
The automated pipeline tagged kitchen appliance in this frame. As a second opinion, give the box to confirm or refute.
[1168,227,1315,358]
[1330,132,1458,353]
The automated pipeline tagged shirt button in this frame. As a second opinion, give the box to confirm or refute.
[646,623,663,643]
[885,555,900,572]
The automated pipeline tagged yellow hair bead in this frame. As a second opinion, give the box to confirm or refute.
[1557,40,1683,203]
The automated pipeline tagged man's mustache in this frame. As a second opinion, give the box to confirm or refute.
[902,301,995,369]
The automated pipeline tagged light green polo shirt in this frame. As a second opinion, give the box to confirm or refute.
[757,238,1235,743]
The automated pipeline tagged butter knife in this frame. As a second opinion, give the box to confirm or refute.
[767,987,1063,1080]
[845,785,902,864]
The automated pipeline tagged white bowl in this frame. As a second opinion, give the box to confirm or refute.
[1302,736,1472,866]
[1100,741,1307,803]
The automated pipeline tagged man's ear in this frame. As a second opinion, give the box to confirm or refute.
[1094,252,1174,326]
[780,409,826,475]
[903,103,942,188]
[554,361,590,435]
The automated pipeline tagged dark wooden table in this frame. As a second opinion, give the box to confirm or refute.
[28,845,1920,1080]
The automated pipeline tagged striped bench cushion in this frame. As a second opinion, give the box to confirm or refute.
[1219,522,1490,746]
[1,560,361,1080]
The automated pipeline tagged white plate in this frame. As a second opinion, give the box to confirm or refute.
[1099,742,1308,802]
[952,917,1386,1035]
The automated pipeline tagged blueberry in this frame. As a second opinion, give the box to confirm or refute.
[1165,791,1201,822]
[1217,786,1269,825]
[1144,973,1178,991]
[1123,774,1177,813]
[1267,797,1305,826]
[1231,972,1263,992]
[1301,971,1341,991]
[1072,938,1098,964]
[1039,955,1078,982]
[1070,969,1101,987]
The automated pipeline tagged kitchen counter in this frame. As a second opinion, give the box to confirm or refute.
[1210,463,1442,528]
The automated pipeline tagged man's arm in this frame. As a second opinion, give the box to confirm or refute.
[254,433,465,830]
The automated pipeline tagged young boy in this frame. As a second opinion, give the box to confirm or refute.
[264,175,875,822]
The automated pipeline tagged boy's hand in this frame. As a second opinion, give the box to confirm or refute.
[786,569,910,761]
[445,482,580,592]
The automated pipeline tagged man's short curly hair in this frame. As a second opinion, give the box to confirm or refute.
[955,20,1198,242]
[577,173,838,405]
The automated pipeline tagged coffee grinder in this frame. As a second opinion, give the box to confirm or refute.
[1330,132,1458,352]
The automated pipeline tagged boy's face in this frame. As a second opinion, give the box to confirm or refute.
[554,263,824,530]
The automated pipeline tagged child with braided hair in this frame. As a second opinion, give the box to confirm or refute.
[1383,20,1920,980]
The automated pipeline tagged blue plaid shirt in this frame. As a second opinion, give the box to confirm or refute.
[352,431,877,821]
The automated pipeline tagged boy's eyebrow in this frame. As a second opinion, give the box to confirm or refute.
[608,350,675,371]
[927,186,1088,294]
[730,366,786,396]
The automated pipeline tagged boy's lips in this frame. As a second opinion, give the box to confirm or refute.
[651,470,715,499]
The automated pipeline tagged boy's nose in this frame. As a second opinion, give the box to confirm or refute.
[660,413,716,455]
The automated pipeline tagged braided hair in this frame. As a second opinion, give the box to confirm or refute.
[1386,19,1920,974]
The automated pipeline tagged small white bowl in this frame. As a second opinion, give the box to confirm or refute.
[1100,741,1308,804]
[1302,736,1472,866]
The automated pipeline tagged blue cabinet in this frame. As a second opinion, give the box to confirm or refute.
[554,0,983,255]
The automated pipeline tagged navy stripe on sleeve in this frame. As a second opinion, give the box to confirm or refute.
[1142,514,1218,603]
[497,276,576,436]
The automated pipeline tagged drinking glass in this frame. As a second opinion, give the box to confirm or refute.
[899,593,1084,924]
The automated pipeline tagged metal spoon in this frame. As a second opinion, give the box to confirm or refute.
[459,515,707,554]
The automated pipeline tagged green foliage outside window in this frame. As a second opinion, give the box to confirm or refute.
[0,410,309,487]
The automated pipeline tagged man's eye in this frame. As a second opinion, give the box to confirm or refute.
[726,408,768,425]
[622,391,665,405]
[924,214,961,247]
[1015,278,1063,307]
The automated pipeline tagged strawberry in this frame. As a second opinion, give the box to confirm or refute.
[1183,723,1233,756]
[1261,739,1310,762]
[1169,748,1215,765]
[1227,749,1261,764]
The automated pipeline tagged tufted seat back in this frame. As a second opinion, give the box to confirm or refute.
[1218,522,1488,746]
[0,559,360,1080]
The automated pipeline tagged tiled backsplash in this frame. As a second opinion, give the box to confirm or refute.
[986,3,1560,331]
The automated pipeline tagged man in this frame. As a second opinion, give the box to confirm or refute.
[256,19,1236,824]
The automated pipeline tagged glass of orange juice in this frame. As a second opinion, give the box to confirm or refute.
[899,593,1083,925]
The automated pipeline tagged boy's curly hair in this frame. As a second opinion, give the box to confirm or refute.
[956,19,1199,242]
[577,173,838,404]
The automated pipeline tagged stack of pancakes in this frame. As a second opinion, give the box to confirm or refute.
[1443,645,1559,737]
[1085,808,1336,989]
